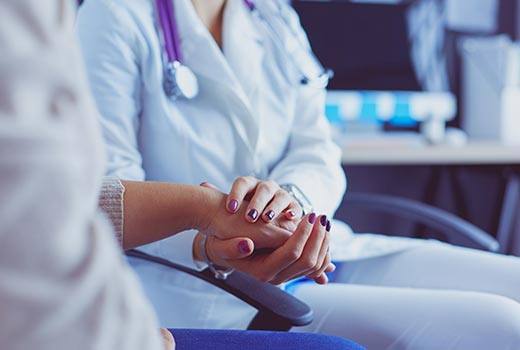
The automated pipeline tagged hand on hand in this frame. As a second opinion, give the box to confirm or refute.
[205,213,335,285]
[198,179,335,285]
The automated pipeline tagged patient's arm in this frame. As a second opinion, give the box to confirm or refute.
[100,180,332,285]
[100,179,293,251]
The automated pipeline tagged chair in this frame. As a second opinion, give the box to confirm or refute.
[344,192,499,252]
[127,195,498,333]
[126,249,314,331]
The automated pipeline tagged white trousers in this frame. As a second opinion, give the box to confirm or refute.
[293,241,520,350]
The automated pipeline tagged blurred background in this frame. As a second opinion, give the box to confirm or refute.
[292,0,520,255]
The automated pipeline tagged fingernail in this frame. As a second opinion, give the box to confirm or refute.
[265,210,275,221]
[308,213,317,224]
[286,210,296,218]
[326,220,331,232]
[247,209,259,221]
[320,215,328,226]
[238,240,251,254]
[227,199,239,213]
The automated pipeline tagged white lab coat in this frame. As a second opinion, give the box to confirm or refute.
[77,0,348,328]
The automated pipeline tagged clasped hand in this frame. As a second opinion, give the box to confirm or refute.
[195,178,334,285]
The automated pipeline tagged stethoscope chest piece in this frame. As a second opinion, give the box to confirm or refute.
[156,0,332,100]
[164,61,199,100]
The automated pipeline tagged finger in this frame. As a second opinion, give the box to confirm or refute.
[307,224,331,279]
[313,273,329,285]
[245,180,278,223]
[275,217,299,232]
[251,225,293,249]
[226,176,258,214]
[160,328,175,350]
[206,236,255,265]
[284,202,303,220]
[308,247,331,280]
[325,262,336,273]
[267,214,326,284]
[261,190,293,223]
[258,213,317,281]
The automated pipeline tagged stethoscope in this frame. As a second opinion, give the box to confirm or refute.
[155,0,333,100]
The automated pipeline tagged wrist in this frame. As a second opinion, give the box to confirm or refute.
[193,232,205,262]
[192,186,226,233]
[192,232,231,269]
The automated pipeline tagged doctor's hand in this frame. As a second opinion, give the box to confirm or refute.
[198,213,335,285]
[225,177,303,227]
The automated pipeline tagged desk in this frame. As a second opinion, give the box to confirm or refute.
[341,141,520,166]
[339,140,520,254]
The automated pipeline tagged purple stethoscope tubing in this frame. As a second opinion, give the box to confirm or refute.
[155,0,331,99]
[156,0,183,63]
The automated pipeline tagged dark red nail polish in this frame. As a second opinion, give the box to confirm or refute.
[320,215,328,226]
[265,210,275,221]
[248,209,259,221]
[238,240,251,254]
[228,199,239,212]
[326,220,331,232]
[308,213,317,224]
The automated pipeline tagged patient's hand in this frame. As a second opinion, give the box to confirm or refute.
[224,176,303,224]
[198,183,293,249]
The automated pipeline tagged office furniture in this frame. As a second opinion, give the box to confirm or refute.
[126,249,314,331]
[341,140,520,254]
[341,141,520,165]
[169,329,364,350]
[345,192,499,251]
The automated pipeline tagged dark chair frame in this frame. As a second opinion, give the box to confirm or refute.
[127,192,499,332]
[126,249,313,331]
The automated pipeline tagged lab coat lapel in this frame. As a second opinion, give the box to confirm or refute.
[175,0,262,153]
[175,0,237,91]
[222,0,265,100]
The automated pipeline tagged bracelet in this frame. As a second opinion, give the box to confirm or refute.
[199,234,235,280]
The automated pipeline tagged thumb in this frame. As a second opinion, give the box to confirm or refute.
[208,237,255,262]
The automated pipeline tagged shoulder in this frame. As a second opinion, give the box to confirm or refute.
[255,1,310,48]
[77,0,157,59]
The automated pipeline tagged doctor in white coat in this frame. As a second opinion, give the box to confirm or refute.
[77,0,520,348]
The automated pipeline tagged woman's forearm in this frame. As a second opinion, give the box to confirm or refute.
[121,181,223,250]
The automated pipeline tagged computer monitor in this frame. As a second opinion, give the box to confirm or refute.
[293,0,422,91]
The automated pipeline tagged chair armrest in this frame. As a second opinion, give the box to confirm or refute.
[345,192,500,252]
[125,249,313,331]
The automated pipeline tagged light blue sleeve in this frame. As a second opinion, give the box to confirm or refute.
[77,0,145,181]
